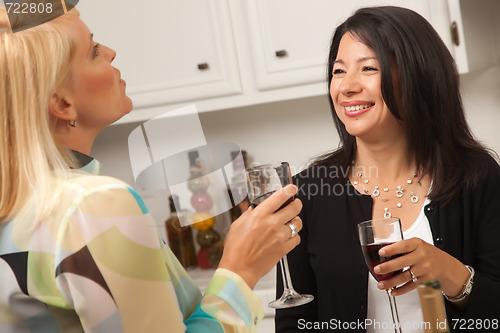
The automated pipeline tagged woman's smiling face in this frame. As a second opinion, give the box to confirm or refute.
[330,33,402,142]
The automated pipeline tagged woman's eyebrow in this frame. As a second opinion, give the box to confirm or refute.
[334,56,377,65]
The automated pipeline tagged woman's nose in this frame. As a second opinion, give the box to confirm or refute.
[339,72,361,96]
[102,45,116,63]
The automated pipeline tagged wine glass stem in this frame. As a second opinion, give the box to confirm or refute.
[280,255,295,291]
[386,290,402,333]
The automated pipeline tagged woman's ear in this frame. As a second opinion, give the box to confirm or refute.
[48,90,76,121]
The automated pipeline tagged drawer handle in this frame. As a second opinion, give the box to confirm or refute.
[197,63,209,70]
[275,50,288,58]
[450,21,460,46]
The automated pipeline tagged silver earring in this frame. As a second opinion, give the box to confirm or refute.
[69,119,77,128]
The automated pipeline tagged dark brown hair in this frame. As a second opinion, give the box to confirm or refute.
[313,6,495,202]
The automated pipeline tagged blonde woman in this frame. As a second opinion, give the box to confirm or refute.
[0,9,303,332]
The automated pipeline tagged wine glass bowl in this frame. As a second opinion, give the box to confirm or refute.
[358,217,404,333]
[246,162,314,308]
[358,218,404,282]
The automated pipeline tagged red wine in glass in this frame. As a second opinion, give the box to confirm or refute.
[250,191,294,210]
[362,242,404,281]
[358,217,404,333]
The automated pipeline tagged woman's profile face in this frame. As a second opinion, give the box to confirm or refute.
[330,33,402,142]
[62,16,133,130]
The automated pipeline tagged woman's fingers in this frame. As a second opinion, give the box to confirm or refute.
[372,238,471,297]
[254,184,298,214]
[282,216,303,240]
[374,239,423,292]
[375,239,422,274]
[273,198,302,223]
[378,239,417,257]
[390,280,418,296]
[377,268,419,294]
[218,184,303,289]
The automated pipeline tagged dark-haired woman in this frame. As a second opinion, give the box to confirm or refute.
[276,6,500,333]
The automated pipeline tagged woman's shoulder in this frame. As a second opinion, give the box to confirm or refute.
[466,151,500,185]
[451,151,500,201]
[476,153,500,186]
[69,173,129,187]
[64,174,148,214]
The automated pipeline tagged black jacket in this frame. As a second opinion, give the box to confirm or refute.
[276,157,500,332]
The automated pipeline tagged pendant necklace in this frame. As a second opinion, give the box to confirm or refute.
[353,172,422,218]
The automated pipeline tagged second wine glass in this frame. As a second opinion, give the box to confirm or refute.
[358,217,404,333]
[246,162,314,308]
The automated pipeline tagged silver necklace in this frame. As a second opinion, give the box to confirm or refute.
[353,172,422,218]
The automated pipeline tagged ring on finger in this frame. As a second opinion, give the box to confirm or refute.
[287,223,297,238]
[408,268,418,283]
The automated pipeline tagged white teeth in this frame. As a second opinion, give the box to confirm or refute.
[345,104,373,112]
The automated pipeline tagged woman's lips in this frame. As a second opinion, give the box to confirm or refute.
[343,103,374,117]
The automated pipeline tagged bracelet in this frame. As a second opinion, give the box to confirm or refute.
[443,265,474,302]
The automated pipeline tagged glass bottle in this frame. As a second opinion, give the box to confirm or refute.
[165,195,197,268]
[187,150,223,268]
[417,281,450,333]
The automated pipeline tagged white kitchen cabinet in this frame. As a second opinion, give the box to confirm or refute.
[77,0,241,110]
[241,0,343,91]
[243,0,499,92]
[446,0,500,73]
[354,0,499,74]
[77,0,499,124]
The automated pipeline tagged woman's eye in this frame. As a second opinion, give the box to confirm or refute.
[363,66,378,72]
[93,44,100,58]
[333,68,345,75]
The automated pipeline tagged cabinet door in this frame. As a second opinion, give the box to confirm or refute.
[77,0,241,109]
[243,0,345,91]
[365,0,500,73]
[243,0,435,91]
[242,0,496,92]
[447,0,500,73]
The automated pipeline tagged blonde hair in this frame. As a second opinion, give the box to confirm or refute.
[0,8,80,223]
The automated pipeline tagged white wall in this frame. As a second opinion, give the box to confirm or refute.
[461,65,500,154]
[198,95,338,172]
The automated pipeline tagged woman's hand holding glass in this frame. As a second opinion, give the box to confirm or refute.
[373,238,471,299]
[218,184,303,290]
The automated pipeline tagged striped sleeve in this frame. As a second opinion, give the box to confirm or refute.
[55,177,263,332]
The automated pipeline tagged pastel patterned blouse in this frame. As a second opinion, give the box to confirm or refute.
[0,154,263,332]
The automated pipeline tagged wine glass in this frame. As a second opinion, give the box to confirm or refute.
[358,217,404,333]
[246,162,314,308]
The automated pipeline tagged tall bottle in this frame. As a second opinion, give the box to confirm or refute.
[165,195,197,268]
[417,281,450,333]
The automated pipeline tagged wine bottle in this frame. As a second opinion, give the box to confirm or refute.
[165,195,197,268]
[417,281,450,333]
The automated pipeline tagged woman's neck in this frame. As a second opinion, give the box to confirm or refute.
[55,128,96,156]
[52,117,102,156]
[353,136,415,184]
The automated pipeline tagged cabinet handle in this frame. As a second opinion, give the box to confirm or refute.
[197,63,209,70]
[450,21,460,46]
[275,50,288,58]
